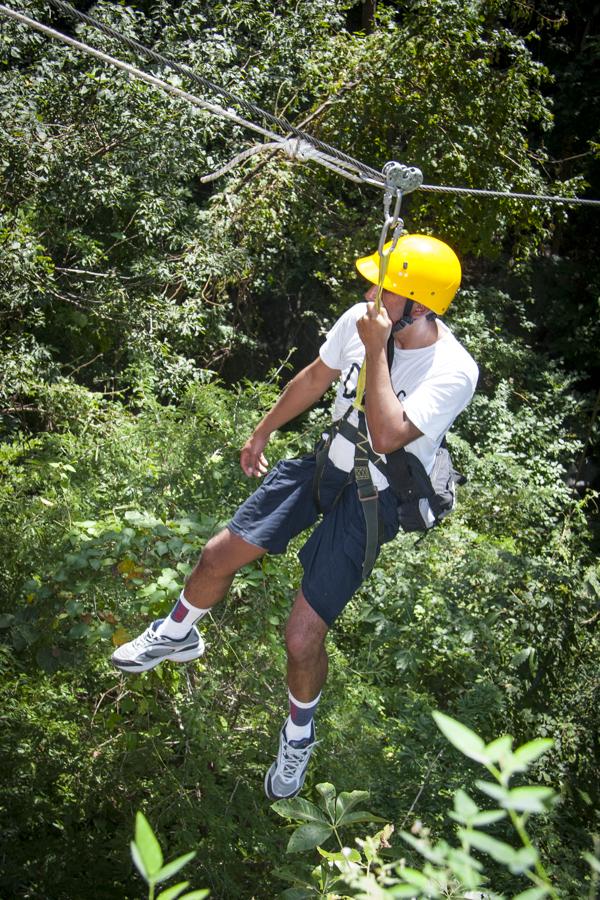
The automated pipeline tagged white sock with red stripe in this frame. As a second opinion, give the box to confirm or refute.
[285,689,321,743]
[155,590,209,639]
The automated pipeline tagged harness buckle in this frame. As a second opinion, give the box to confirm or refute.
[358,484,379,502]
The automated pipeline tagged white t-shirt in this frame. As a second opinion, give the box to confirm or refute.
[319,303,479,490]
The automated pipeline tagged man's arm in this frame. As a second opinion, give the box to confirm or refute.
[357,303,423,454]
[240,356,340,477]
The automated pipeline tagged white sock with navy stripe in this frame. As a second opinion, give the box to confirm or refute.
[155,590,209,639]
[285,689,321,742]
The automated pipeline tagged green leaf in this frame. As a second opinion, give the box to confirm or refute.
[501,786,554,813]
[459,828,516,865]
[513,738,553,768]
[400,832,446,866]
[475,780,509,803]
[287,823,334,853]
[134,811,163,876]
[584,852,600,874]
[154,852,197,884]
[131,839,149,881]
[333,810,387,826]
[484,734,513,763]
[453,789,479,820]
[317,846,361,863]
[398,866,431,888]
[156,881,189,900]
[432,712,488,763]
[471,809,507,826]
[334,790,370,824]
[177,891,210,900]
[511,888,549,900]
[315,782,336,819]
[509,846,539,874]
[271,798,328,824]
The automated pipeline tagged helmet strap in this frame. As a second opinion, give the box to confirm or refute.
[391,299,415,333]
[426,311,437,321]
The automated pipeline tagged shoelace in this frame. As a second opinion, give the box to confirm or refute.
[280,740,318,781]
[130,626,161,652]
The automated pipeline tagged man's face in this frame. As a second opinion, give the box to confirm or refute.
[364,283,412,325]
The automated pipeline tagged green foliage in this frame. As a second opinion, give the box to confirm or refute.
[131,811,208,900]
[0,1,599,898]
[272,715,562,899]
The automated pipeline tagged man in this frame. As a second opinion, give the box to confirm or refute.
[112,234,479,801]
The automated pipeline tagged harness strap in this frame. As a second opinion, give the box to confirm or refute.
[355,410,383,578]
[312,408,382,578]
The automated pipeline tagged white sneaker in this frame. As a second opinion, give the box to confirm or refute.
[111,619,205,673]
[264,724,317,801]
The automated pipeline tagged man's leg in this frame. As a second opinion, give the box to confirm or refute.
[265,589,328,801]
[111,529,266,673]
[286,590,329,703]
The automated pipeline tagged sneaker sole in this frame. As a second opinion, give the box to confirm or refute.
[112,641,205,673]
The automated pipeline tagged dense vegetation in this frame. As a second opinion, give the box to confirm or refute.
[1,0,599,897]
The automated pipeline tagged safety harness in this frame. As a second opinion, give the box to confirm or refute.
[313,334,466,579]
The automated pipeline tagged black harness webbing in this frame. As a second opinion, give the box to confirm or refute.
[312,406,386,579]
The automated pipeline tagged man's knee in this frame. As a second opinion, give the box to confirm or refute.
[194,528,264,579]
[285,619,325,665]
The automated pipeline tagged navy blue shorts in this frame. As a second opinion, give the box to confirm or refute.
[228,454,399,626]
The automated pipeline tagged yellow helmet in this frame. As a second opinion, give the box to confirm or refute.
[355,233,462,315]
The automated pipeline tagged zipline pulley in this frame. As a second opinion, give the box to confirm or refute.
[375,162,422,312]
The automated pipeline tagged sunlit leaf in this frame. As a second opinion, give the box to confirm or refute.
[432,712,488,762]
[134,811,163,876]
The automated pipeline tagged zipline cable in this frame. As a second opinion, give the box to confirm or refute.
[44,0,384,185]
[1,2,600,207]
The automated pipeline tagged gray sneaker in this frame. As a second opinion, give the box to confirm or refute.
[111,619,205,673]
[264,724,317,801]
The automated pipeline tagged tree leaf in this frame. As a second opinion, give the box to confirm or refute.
[513,738,553,768]
[156,881,189,900]
[398,866,432,889]
[400,832,446,866]
[501,786,554,813]
[134,811,163,876]
[334,810,388,826]
[509,846,539,874]
[315,782,336,819]
[453,788,479,820]
[511,888,550,900]
[459,828,516,865]
[471,809,507,826]
[475,780,509,803]
[432,712,488,763]
[131,839,148,881]
[484,734,513,763]
[584,852,600,874]
[334,790,370,824]
[154,852,197,884]
[287,823,333,853]
[317,846,361,863]
[177,892,210,900]
[271,798,328,824]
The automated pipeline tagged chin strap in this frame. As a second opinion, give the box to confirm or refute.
[391,303,438,334]
[391,299,415,332]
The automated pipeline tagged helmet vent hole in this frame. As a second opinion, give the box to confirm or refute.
[430,291,435,296]
[409,291,414,296]
[403,262,408,270]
